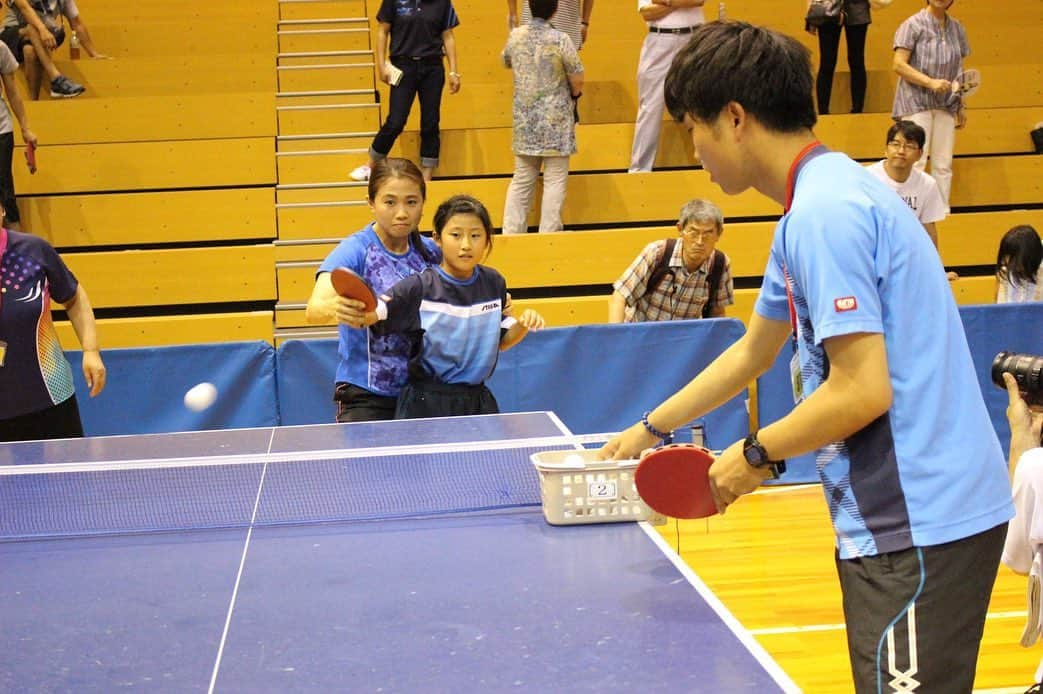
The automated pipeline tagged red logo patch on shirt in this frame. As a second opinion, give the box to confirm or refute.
[834,296,858,312]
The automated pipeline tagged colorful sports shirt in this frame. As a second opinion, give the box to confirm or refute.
[375,265,516,385]
[754,151,1012,559]
[0,229,78,419]
[318,224,440,396]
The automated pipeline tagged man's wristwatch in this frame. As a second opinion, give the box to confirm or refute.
[742,432,786,480]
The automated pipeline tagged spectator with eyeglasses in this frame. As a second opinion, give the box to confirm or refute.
[609,198,733,322]
[865,120,956,279]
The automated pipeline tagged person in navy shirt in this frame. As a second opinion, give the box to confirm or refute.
[305,158,440,423]
[350,0,462,183]
[0,217,105,441]
[365,194,544,419]
[601,21,1012,692]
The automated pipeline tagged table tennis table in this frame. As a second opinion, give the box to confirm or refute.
[1,412,798,692]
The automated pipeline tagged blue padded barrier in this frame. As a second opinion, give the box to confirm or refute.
[276,319,751,449]
[275,339,341,426]
[756,302,1043,483]
[68,341,278,436]
[487,319,749,449]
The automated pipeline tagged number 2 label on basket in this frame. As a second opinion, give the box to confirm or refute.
[587,480,618,500]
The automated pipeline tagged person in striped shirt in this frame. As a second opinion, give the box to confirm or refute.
[507,0,593,51]
[891,0,970,213]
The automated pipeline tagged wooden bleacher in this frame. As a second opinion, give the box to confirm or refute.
[27,0,1039,350]
[30,1,277,347]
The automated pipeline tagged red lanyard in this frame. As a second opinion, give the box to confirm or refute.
[0,227,7,316]
[782,141,828,339]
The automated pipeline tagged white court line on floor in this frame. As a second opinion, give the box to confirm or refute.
[641,522,802,693]
[207,427,276,694]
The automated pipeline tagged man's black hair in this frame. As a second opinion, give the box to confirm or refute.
[664,21,817,133]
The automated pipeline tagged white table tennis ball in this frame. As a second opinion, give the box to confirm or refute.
[184,382,218,412]
[564,453,586,465]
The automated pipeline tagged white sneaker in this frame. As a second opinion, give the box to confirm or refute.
[349,165,371,182]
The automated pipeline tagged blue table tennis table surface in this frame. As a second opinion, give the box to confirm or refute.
[0,412,797,693]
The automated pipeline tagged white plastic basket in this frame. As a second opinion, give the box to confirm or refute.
[530,449,664,526]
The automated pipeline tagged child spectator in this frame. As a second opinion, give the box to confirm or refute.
[367,194,544,418]
[996,225,1043,303]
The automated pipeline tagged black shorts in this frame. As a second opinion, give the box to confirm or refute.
[0,23,64,64]
[836,522,1007,693]
[0,395,84,442]
[394,380,499,420]
[333,382,396,423]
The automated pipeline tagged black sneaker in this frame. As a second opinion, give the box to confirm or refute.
[50,75,85,98]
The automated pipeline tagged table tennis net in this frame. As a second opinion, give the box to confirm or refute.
[0,434,611,540]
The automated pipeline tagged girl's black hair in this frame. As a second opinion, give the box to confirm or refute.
[997,225,1042,286]
[432,194,495,254]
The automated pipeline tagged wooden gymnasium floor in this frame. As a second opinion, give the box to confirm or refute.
[657,484,1039,693]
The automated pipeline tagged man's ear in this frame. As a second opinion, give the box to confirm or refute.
[725,101,746,129]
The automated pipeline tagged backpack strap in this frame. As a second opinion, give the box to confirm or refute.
[701,250,726,318]
[645,238,677,297]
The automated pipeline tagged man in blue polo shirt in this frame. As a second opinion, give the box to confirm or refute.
[601,21,1013,692]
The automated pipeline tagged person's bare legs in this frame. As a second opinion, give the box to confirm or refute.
[21,45,43,100]
[20,25,61,99]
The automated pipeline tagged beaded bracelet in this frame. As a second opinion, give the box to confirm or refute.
[641,411,673,444]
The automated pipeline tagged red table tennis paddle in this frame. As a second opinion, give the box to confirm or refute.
[330,267,376,311]
[24,141,36,174]
[634,443,717,519]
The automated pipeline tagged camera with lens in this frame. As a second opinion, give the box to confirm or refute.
[992,351,1043,407]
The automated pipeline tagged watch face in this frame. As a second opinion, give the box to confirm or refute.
[744,437,768,466]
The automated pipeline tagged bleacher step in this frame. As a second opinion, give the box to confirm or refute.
[278,131,376,140]
[277,89,373,98]
[276,148,368,157]
[279,18,367,25]
[277,62,374,71]
[277,28,368,36]
[279,50,372,59]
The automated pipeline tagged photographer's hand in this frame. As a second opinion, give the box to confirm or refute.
[1003,372,1043,479]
